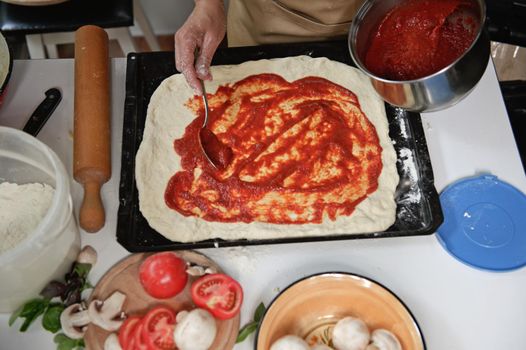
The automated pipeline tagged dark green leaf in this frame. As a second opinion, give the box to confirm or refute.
[253,302,266,322]
[54,333,84,350]
[236,321,258,343]
[81,280,93,292]
[14,299,49,332]
[8,304,24,327]
[73,263,92,279]
[42,304,65,333]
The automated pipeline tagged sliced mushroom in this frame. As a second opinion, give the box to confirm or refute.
[60,303,90,339]
[365,329,402,350]
[88,291,127,332]
[104,333,123,350]
[77,245,98,266]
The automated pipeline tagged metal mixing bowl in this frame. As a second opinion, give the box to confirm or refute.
[0,31,13,107]
[348,0,490,112]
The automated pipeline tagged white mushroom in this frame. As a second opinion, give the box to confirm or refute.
[204,266,217,274]
[186,265,206,277]
[269,335,310,350]
[173,308,217,350]
[88,291,127,332]
[311,345,334,350]
[185,264,218,277]
[365,329,402,350]
[176,310,189,323]
[76,245,98,266]
[332,316,370,350]
[104,333,123,350]
[60,303,90,339]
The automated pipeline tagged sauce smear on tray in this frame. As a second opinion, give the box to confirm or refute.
[165,74,383,224]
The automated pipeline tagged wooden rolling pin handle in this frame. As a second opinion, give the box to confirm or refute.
[79,181,105,233]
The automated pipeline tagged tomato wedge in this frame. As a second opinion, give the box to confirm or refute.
[141,306,177,350]
[190,273,243,320]
[118,316,141,349]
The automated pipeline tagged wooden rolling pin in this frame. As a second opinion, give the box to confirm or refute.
[74,25,111,233]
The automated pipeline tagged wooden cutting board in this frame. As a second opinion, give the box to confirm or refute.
[84,251,240,350]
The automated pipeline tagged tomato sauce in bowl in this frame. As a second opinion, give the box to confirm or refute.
[364,0,479,81]
[348,0,489,111]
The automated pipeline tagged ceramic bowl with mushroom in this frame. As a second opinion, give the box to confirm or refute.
[256,272,425,350]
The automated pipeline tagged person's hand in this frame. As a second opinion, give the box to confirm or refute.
[174,0,226,94]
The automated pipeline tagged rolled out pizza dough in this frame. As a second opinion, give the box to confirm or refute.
[136,56,399,242]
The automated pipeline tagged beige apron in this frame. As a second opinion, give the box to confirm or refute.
[227,0,364,47]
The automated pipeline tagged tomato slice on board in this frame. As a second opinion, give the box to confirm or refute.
[118,316,142,349]
[191,273,243,320]
[141,306,177,350]
[139,252,188,299]
[132,320,149,350]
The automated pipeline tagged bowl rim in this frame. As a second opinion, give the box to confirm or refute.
[0,30,13,94]
[348,0,487,84]
[254,271,426,350]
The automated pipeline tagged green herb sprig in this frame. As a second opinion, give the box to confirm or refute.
[54,334,85,350]
[8,260,93,350]
[236,302,266,343]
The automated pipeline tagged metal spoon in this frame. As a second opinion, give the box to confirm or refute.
[197,79,218,169]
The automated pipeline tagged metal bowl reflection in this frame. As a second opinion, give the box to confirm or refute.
[348,0,490,112]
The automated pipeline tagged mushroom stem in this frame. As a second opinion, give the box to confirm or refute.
[88,291,127,332]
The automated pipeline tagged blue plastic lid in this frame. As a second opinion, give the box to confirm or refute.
[437,174,526,272]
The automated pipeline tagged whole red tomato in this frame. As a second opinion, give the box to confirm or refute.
[139,252,188,299]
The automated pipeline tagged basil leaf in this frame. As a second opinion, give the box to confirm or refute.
[73,263,92,279]
[81,280,93,292]
[42,303,65,333]
[8,304,24,327]
[253,302,266,322]
[16,299,49,332]
[54,333,84,350]
[40,281,67,299]
[236,321,258,343]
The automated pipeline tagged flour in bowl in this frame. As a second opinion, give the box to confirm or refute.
[0,182,54,254]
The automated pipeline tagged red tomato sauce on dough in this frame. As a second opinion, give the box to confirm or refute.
[165,74,383,224]
[365,0,478,80]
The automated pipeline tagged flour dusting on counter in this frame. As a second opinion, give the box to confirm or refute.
[0,182,54,254]
[204,246,269,275]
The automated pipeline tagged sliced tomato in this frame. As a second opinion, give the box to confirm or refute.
[191,273,243,320]
[132,320,149,350]
[118,316,142,350]
[139,252,188,299]
[141,306,177,350]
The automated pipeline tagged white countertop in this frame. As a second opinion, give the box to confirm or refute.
[0,57,525,350]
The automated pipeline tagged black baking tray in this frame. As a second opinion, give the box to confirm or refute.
[117,40,443,252]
